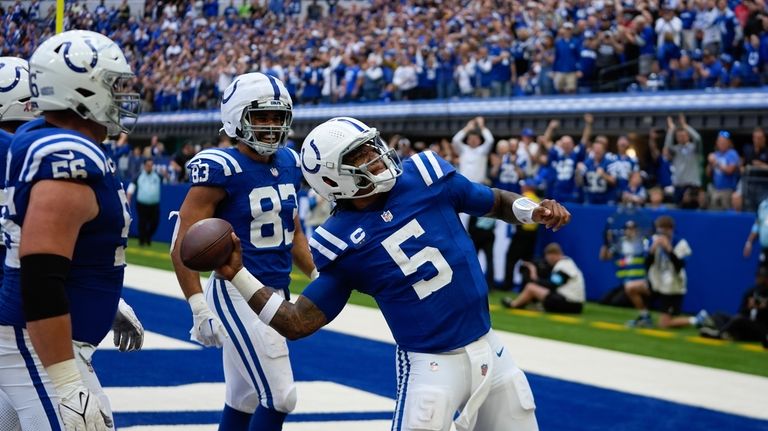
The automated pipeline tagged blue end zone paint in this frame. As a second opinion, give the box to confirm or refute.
[115,411,393,427]
[105,287,768,430]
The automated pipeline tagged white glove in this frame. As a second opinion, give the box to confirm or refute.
[112,298,144,352]
[47,360,112,431]
[188,293,228,347]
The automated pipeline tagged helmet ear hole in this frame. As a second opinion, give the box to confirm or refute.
[76,88,94,98]
[322,177,338,187]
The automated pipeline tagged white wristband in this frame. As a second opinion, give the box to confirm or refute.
[512,197,539,224]
[46,358,81,391]
[310,268,320,280]
[230,267,264,300]
[259,293,284,325]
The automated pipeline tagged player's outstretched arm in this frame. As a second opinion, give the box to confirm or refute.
[487,188,572,231]
[217,234,327,340]
[170,186,230,347]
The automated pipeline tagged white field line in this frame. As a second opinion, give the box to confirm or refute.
[123,265,768,420]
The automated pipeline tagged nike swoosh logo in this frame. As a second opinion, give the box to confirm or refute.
[52,150,76,160]
[496,347,504,357]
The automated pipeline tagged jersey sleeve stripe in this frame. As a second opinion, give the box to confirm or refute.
[21,134,106,181]
[422,151,444,179]
[286,148,300,167]
[309,237,338,261]
[411,152,434,186]
[207,149,243,173]
[189,149,243,175]
[23,141,107,182]
[188,152,237,176]
[314,226,348,251]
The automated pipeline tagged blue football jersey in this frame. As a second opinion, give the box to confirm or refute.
[303,151,494,353]
[492,153,525,194]
[582,153,616,204]
[186,147,302,293]
[548,144,584,202]
[0,129,12,281]
[607,154,639,195]
[0,119,131,345]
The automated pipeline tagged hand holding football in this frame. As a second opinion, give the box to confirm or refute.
[180,218,234,272]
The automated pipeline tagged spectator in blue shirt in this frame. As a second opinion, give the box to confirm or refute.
[671,52,696,89]
[302,57,324,105]
[578,30,598,92]
[553,22,580,94]
[707,130,740,210]
[696,49,724,88]
[435,49,456,99]
[578,139,617,204]
[490,38,513,97]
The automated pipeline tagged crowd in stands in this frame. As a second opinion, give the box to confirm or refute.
[112,111,757,215]
[2,0,768,113]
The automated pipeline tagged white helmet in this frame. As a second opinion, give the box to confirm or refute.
[300,117,402,202]
[220,72,293,156]
[28,30,140,136]
[0,57,36,122]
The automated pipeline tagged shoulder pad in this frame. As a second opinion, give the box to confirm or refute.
[18,132,108,183]
[187,148,243,185]
[407,150,455,187]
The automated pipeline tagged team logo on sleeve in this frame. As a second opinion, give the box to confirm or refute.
[381,210,393,223]
[480,363,488,377]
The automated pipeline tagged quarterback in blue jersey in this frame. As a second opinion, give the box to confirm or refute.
[170,73,316,431]
[0,31,140,431]
[215,117,571,431]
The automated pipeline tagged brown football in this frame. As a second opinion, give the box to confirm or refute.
[180,218,234,272]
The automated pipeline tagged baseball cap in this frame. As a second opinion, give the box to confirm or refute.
[720,53,733,64]
[521,127,535,137]
[563,22,575,29]
[718,130,731,139]
[584,30,596,39]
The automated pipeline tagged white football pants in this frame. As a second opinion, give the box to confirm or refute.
[0,325,113,431]
[391,329,538,431]
[205,276,297,414]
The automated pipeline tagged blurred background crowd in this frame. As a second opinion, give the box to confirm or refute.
[2,0,768,112]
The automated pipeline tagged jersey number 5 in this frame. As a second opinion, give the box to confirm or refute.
[381,219,453,300]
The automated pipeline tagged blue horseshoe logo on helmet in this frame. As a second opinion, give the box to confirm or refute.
[62,39,99,73]
[301,140,321,174]
[0,63,22,93]
[222,80,239,104]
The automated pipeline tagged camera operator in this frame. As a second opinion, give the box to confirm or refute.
[700,267,768,344]
[501,243,584,314]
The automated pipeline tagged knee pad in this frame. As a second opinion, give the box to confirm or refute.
[404,387,449,431]
[272,385,297,413]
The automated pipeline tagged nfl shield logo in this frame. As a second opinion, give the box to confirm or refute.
[480,364,488,377]
[381,210,393,222]
[270,167,279,177]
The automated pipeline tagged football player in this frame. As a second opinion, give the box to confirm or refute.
[0,31,140,431]
[170,72,316,431]
[216,117,571,431]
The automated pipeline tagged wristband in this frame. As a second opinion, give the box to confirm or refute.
[231,267,264,300]
[46,358,80,391]
[512,197,539,224]
[259,293,284,325]
[310,268,320,280]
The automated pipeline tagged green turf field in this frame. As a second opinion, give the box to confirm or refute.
[126,239,768,377]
